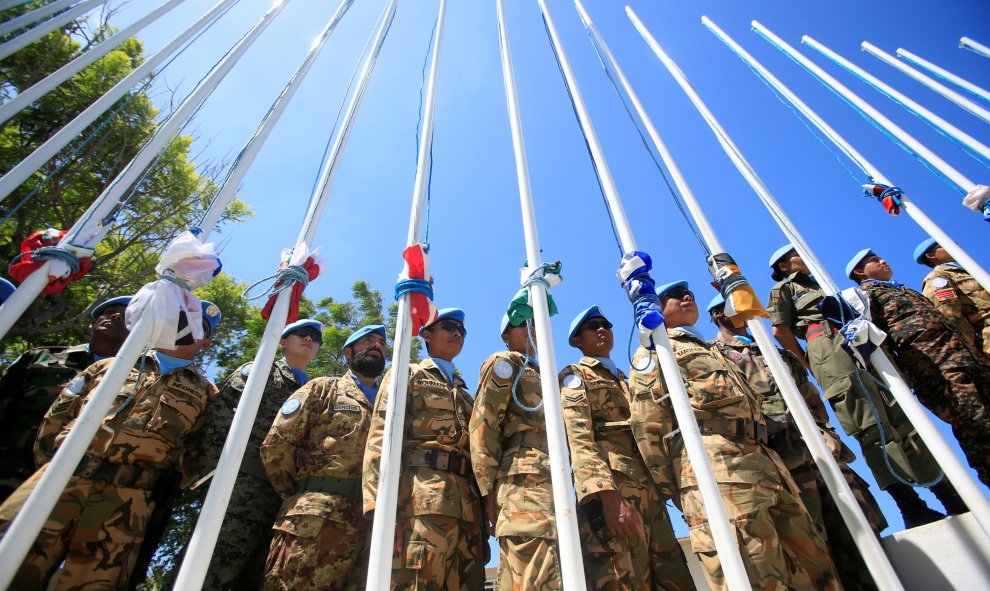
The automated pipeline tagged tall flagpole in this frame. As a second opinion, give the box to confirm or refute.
[578,6,902,589]
[0,0,82,37]
[0,0,112,61]
[538,1,751,589]
[960,37,990,59]
[897,48,990,105]
[495,0,586,587]
[700,19,990,298]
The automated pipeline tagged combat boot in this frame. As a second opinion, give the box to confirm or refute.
[930,480,968,515]
[886,482,943,528]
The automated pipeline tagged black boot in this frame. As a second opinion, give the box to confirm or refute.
[931,480,968,515]
[886,482,944,528]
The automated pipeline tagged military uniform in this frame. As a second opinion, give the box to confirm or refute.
[260,372,372,591]
[363,359,484,591]
[631,333,840,591]
[922,263,990,358]
[196,358,303,590]
[0,344,94,498]
[768,272,941,489]
[559,357,693,591]
[0,355,216,591]
[469,351,560,591]
[714,332,886,591]
[861,280,990,485]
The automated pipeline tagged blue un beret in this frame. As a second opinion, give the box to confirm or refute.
[282,319,324,341]
[0,278,16,305]
[200,300,222,335]
[344,324,386,350]
[568,305,607,343]
[91,296,132,319]
[769,244,796,280]
[420,308,466,337]
[913,238,938,264]
[707,293,725,314]
[656,280,689,300]
[845,248,875,281]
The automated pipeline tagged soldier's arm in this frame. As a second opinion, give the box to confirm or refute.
[177,381,219,487]
[469,356,513,498]
[362,367,392,515]
[768,284,809,369]
[262,379,320,498]
[628,348,678,499]
[924,277,978,349]
[34,363,99,466]
[559,368,616,504]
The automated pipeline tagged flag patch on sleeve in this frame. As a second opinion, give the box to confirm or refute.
[935,289,957,301]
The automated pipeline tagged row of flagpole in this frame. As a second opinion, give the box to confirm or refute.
[0,0,108,60]
[0,0,80,37]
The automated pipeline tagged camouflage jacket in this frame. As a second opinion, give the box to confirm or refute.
[196,357,302,483]
[559,357,648,504]
[767,272,826,338]
[261,372,372,520]
[35,355,217,479]
[922,263,990,358]
[363,359,481,523]
[625,349,678,496]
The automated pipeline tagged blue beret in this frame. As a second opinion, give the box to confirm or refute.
[769,244,795,280]
[91,296,132,319]
[707,293,725,313]
[656,280,689,300]
[420,308,466,336]
[568,305,607,343]
[282,319,324,341]
[913,237,938,264]
[845,248,875,280]
[343,324,386,350]
[0,278,15,305]
[200,300,222,335]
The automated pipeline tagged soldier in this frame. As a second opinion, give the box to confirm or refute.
[363,309,485,591]
[0,295,131,499]
[848,248,990,491]
[197,318,324,590]
[469,313,561,590]
[635,280,839,590]
[768,244,945,527]
[0,300,221,591]
[708,292,887,590]
[559,306,693,591]
[915,237,990,359]
[260,324,386,591]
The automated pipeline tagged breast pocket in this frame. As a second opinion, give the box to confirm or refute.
[414,390,457,442]
[146,391,204,446]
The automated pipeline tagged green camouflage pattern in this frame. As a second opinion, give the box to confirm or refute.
[922,263,990,358]
[262,512,370,591]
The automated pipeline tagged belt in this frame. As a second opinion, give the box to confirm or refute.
[507,431,548,453]
[405,449,472,477]
[696,418,768,445]
[805,322,838,343]
[295,475,361,499]
[73,455,160,490]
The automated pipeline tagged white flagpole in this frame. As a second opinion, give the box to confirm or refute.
[0,0,80,37]
[860,43,990,137]
[700,19,990,299]
[0,0,32,12]
[538,1,751,589]
[365,1,443,589]
[0,0,191,126]
[631,9,990,541]
[897,48,990,104]
[495,0,586,587]
[960,36,990,59]
[583,7,901,589]
[0,0,112,61]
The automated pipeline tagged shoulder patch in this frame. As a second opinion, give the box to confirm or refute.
[280,397,302,416]
[631,356,656,375]
[931,277,949,289]
[240,362,253,378]
[935,289,957,301]
[562,374,582,389]
[494,360,514,380]
[65,375,86,396]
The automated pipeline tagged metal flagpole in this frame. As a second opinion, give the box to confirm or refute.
[0,0,80,37]
[366,1,443,588]
[0,0,112,61]
[701,18,990,299]
[581,6,901,589]
[177,1,393,588]
[630,8,990,541]
[0,0,191,126]
[0,0,284,342]
[960,37,990,59]
[897,48,990,105]
[495,0,585,588]
[538,1,751,589]
[0,0,33,13]
[751,24,989,211]
[0,0,244,203]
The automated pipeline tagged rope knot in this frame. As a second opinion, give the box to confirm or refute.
[8,229,92,294]
[863,182,903,215]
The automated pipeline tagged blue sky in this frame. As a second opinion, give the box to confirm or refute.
[103,0,990,539]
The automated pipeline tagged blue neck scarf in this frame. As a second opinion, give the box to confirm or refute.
[430,357,456,384]
[673,325,706,341]
[593,357,620,379]
[863,278,903,288]
[734,334,753,345]
[153,351,194,375]
[938,262,962,269]
[290,368,309,386]
[350,372,378,404]
[87,345,110,363]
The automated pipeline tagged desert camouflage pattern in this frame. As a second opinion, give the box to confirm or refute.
[261,373,373,590]
[559,357,693,591]
[470,351,559,590]
[633,332,839,591]
[922,263,990,358]
[198,357,302,590]
[863,281,990,486]
[0,344,92,497]
[0,356,215,590]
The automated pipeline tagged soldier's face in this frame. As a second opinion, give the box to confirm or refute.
[346,333,387,378]
[780,251,808,275]
[423,321,465,361]
[571,318,613,357]
[860,255,893,281]
[928,246,956,265]
[503,323,537,354]
[281,332,320,362]
[662,289,698,328]
[91,305,129,342]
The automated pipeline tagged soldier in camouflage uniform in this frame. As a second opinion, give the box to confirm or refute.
[196,319,323,590]
[260,324,385,591]
[469,314,561,591]
[848,248,990,491]
[915,237,990,359]
[708,292,886,591]
[0,301,221,591]
[0,295,131,499]
[635,281,839,591]
[768,245,946,527]
[363,309,485,591]
[559,306,694,591]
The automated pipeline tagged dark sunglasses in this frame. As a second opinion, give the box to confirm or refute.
[582,319,613,332]
[436,320,467,336]
[662,287,694,301]
[288,327,323,344]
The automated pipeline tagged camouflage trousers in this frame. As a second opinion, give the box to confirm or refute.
[0,467,150,591]
[262,511,370,591]
[492,470,560,590]
[391,513,485,591]
[203,473,282,590]
[578,472,694,591]
[497,536,561,591]
[682,481,840,591]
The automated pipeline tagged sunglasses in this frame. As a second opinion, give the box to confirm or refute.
[662,287,694,301]
[436,320,467,336]
[288,328,323,344]
[582,319,613,332]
